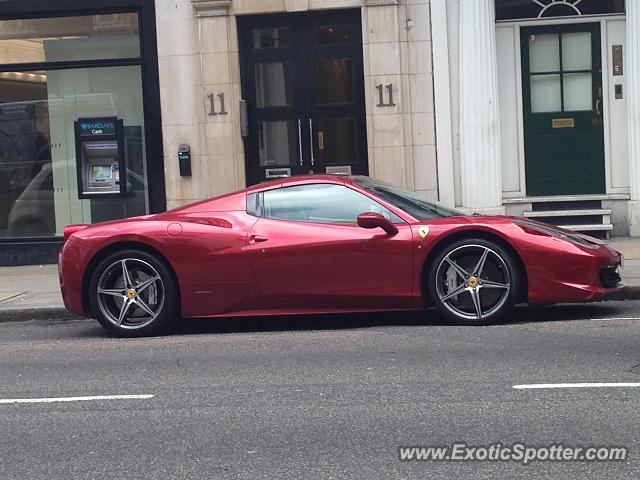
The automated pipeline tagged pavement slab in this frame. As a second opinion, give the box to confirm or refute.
[0,292,23,304]
[0,264,63,312]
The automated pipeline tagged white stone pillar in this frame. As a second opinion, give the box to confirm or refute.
[458,0,504,214]
[627,2,640,235]
[430,0,456,207]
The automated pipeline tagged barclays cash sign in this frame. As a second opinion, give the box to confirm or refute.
[78,118,116,136]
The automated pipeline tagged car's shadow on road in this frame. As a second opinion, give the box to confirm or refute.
[69,301,630,339]
[169,310,429,336]
[154,302,627,337]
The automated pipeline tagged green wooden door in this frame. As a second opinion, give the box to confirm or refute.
[521,23,605,196]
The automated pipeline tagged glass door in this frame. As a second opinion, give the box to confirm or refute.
[241,16,308,183]
[308,12,366,176]
[239,9,368,185]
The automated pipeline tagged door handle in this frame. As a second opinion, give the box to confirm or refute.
[309,118,315,167]
[297,118,303,166]
[249,234,268,244]
[595,98,601,116]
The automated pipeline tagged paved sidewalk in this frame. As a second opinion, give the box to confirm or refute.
[0,264,62,311]
[1,236,639,318]
[608,237,640,288]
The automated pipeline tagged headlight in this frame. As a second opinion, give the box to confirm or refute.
[513,219,600,250]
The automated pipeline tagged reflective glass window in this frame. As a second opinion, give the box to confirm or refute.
[257,120,298,167]
[531,74,562,113]
[253,27,290,49]
[314,24,353,45]
[0,14,140,64]
[529,34,559,73]
[315,59,354,105]
[496,0,625,21]
[0,65,148,237]
[262,184,402,224]
[255,62,294,108]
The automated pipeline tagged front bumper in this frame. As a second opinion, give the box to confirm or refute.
[599,262,622,289]
[526,242,623,305]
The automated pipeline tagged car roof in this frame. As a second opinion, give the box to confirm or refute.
[245,174,359,193]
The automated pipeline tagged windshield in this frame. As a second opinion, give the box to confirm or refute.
[355,177,466,221]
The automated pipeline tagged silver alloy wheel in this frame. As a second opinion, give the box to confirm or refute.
[96,258,165,330]
[435,244,511,321]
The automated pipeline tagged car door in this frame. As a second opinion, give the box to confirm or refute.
[245,183,414,310]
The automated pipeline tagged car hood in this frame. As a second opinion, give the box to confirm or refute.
[422,214,607,248]
[508,216,607,246]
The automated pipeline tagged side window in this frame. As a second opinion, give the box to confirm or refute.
[246,192,261,217]
[262,184,404,224]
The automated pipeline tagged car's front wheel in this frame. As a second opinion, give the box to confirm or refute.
[427,238,519,325]
[88,249,178,337]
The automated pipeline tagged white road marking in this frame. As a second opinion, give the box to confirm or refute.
[513,383,640,390]
[589,317,640,321]
[0,394,154,404]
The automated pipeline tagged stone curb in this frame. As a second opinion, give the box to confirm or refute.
[608,286,640,302]
[2,286,640,323]
[0,308,84,323]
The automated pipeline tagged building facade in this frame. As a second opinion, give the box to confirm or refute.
[0,0,637,266]
[158,0,438,209]
[0,0,437,265]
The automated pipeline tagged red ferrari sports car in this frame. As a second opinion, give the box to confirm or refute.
[59,175,623,336]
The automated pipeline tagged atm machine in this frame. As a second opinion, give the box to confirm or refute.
[74,116,125,199]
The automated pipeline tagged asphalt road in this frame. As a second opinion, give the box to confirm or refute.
[3,302,640,479]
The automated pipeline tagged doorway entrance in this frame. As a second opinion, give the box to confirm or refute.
[521,23,605,196]
[238,9,368,185]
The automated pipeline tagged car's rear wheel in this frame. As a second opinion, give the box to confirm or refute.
[88,249,178,337]
[427,238,518,325]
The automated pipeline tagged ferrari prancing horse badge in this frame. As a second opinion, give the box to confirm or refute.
[418,226,430,238]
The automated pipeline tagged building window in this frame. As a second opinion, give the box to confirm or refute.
[0,13,149,238]
[496,0,625,21]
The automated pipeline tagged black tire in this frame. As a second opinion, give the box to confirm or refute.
[427,238,519,326]
[88,249,179,337]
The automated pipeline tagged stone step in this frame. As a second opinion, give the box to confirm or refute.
[558,224,614,232]
[524,209,612,218]
[503,194,629,204]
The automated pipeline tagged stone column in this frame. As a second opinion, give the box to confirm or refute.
[157,0,208,210]
[627,1,640,235]
[458,0,504,214]
[430,0,455,207]
[192,0,246,198]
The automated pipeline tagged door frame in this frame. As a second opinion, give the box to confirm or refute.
[495,17,627,201]
[520,21,605,196]
[237,9,368,186]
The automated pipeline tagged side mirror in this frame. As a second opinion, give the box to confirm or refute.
[357,212,399,236]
